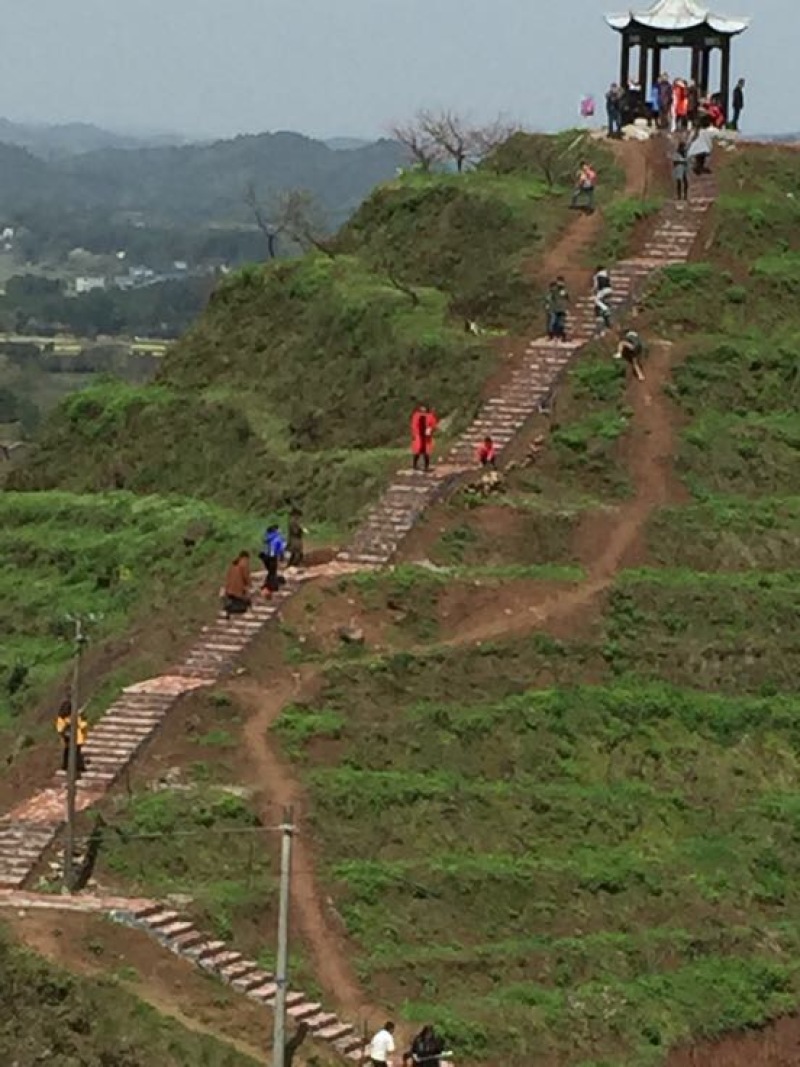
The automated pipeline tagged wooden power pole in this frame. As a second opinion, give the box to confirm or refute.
[272,806,294,1067]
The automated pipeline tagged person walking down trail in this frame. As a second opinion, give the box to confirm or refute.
[732,78,746,130]
[56,699,88,778]
[369,1021,396,1067]
[476,435,497,468]
[403,1026,447,1067]
[570,161,597,212]
[593,265,613,334]
[614,328,646,382]
[606,83,622,138]
[687,125,714,176]
[545,278,570,342]
[673,141,689,201]
[223,551,252,619]
[411,404,438,472]
[259,524,286,597]
[287,508,307,569]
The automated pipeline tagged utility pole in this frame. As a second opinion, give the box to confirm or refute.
[272,806,294,1067]
[64,617,86,891]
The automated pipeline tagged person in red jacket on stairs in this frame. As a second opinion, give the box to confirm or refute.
[411,404,438,472]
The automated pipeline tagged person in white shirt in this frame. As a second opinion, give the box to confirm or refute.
[369,1021,396,1066]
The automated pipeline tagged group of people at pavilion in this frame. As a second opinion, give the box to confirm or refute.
[606,74,745,137]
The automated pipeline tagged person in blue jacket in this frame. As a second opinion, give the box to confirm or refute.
[259,524,286,597]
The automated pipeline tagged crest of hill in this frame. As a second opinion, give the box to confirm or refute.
[9,132,612,522]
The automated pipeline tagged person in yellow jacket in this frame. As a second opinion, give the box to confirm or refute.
[55,699,87,777]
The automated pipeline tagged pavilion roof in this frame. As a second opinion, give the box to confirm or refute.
[605,0,750,34]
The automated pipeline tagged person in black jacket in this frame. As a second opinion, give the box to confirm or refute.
[732,78,746,130]
[403,1026,446,1067]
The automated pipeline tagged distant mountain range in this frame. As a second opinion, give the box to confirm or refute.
[0,122,407,240]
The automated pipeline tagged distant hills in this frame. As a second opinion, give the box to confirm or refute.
[0,122,407,261]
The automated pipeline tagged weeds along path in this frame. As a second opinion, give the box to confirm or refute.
[231,672,375,1022]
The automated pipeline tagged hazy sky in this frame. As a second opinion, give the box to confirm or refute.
[0,0,789,139]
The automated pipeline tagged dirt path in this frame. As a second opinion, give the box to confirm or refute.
[538,137,662,294]
[443,339,679,645]
[231,671,374,1022]
[223,145,674,1024]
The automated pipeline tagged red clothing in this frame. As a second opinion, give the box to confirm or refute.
[476,442,496,465]
[708,103,725,128]
[674,83,689,118]
[411,409,438,454]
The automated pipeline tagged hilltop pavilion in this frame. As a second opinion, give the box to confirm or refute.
[605,0,750,114]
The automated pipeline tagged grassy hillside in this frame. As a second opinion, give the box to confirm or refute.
[0,491,258,733]
[11,133,615,521]
[241,144,800,1065]
[0,924,259,1066]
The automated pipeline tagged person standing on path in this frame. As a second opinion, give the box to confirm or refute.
[570,161,597,212]
[56,699,87,778]
[546,277,570,341]
[606,83,622,138]
[673,141,689,201]
[592,265,613,334]
[411,404,438,472]
[287,508,306,568]
[614,328,646,382]
[260,524,286,597]
[369,1021,396,1067]
[732,78,746,130]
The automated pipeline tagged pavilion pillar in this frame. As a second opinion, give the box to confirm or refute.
[720,38,731,118]
[652,46,662,83]
[700,48,711,94]
[620,35,631,87]
[690,47,701,85]
[638,42,649,90]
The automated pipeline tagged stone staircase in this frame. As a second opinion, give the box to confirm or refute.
[0,166,716,1062]
[0,888,365,1061]
[338,185,714,565]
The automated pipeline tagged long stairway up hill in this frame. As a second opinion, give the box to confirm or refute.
[339,176,715,566]
[0,158,718,1065]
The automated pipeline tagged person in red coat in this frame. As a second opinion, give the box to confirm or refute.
[410,404,438,472]
[476,436,497,468]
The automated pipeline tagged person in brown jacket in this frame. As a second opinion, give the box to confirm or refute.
[223,551,252,619]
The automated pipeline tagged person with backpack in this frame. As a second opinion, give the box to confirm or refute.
[614,328,646,381]
[223,551,252,618]
[259,525,286,597]
[55,698,88,778]
[403,1026,447,1067]
[570,161,597,212]
[592,265,613,333]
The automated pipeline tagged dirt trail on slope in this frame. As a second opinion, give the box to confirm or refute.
[538,136,661,294]
[228,144,671,1024]
[231,670,375,1023]
[446,340,679,646]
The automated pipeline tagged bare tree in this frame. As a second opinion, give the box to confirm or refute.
[389,119,442,172]
[472,116,523,160]
[244,182,278,259]
[273,189,335,257]
[419,109,474,173]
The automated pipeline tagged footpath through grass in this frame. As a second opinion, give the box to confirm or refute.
[263,144,800,1065]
